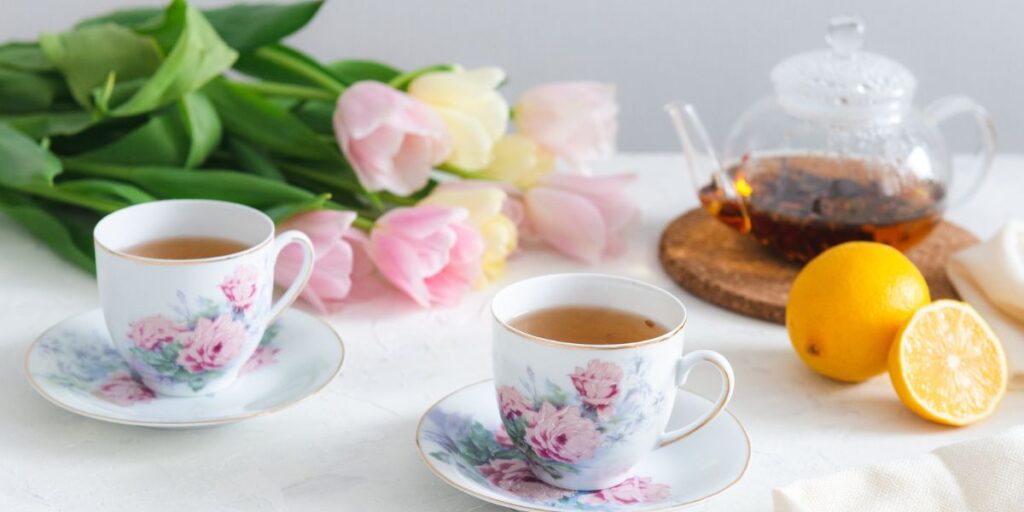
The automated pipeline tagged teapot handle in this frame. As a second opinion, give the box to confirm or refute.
[923,95,996,206]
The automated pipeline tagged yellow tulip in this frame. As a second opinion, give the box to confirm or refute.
[479,134,555,188]
[419,185,517,282]
[408,67,509,172]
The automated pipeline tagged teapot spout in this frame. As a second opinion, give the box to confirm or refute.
[664,101,727,194]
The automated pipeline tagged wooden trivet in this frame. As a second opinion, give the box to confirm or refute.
[658,208,980,324]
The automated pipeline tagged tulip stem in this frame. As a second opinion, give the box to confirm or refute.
[225,80,336,102]
[251,46,347,95]
[434,164,478,180]
[10,182,123,213]
[379,192,416,206]
[389,63,457,90]
[278,162,363,195]
[352,216,374,231]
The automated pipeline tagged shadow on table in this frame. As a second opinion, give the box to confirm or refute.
[706,344,954,436]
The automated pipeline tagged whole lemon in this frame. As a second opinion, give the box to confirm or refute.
[786,242,930,382]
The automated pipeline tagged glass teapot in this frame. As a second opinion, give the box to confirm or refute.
[666,16,995,262]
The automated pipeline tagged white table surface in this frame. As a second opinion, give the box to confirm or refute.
[2,153,1022,512]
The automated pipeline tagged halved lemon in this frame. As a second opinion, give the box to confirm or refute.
[889,300,1008,426]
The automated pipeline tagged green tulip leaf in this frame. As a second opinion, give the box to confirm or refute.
[106,0,238,117]
[0,191,95,273]
[0,42,55,72]
[233,44,344,94]
[0,123,62,187]
[79,1,324,52]
[57,179,156,206]
[178,92,221,167]
[0,68,67,114]
[263,193,330,223]
[328,59,402,85]
[76,91,220,167]
[1,111,96,139]
[204,78,339,161]
[292,100,335,134]
[39,24,161,109]
[65,161,318,209]
[202,1,325,51]
[228,137,285,181]
[76,111,187,166]
[76,8,165,32]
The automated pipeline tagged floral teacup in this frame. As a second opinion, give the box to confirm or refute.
[491,273,735,490]
[94,200,314,397]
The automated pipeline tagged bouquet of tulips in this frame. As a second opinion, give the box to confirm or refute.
[0,0,634,311]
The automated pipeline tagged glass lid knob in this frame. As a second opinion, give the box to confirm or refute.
[826,16,864,58]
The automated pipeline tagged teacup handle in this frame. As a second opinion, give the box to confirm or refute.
[657,350,735,448]
[267,230,315,323]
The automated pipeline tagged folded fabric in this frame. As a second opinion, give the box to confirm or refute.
[773,426,1024,512]
[946,221,1024,384]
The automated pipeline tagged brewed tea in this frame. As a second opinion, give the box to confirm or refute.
[510,306,668,345]
[124,237,249,260]
[699,154,944,262]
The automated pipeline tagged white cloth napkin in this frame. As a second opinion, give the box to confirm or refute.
[945,221,1024,386]
[773,426,1024,512]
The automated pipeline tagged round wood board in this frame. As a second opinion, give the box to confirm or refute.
[659,208,979,324]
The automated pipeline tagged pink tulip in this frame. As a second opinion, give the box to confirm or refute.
[515,82,617,165]
[369,205,484,307]
[334,81,452,196]
[524,173,636,263]
[431,179,525,227]
[275,210,373,314]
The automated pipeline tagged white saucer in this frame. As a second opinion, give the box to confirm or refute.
[24,308,344,428]
[416,380,750,511]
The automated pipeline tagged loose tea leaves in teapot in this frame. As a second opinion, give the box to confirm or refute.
[699,154,945,262]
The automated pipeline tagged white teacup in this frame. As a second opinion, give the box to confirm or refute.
[93,200,314,397]
[491,273,734,490]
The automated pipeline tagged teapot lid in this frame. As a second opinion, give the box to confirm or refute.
[771,16,916,122]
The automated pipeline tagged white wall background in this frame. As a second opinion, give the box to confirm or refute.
[5,0,1023,151]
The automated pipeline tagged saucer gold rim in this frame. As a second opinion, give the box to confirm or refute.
[22,308,345,428]
[414,379,752,512]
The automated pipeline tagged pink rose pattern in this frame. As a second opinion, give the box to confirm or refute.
[497,359,624,465]
[578,476,672,506]
[426,401,673,508]
[92,371,156,406]
[497,385,536,424]
[526,403,601,463]
[494,425,515,449]
[126,315,185,351]
[241,345,280,374]
[220,264,260,311]
[176,314,247,373]
[123,264,272,391]
[480,359,672,506]
[477,459,575,502]
[570,359,624,418]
